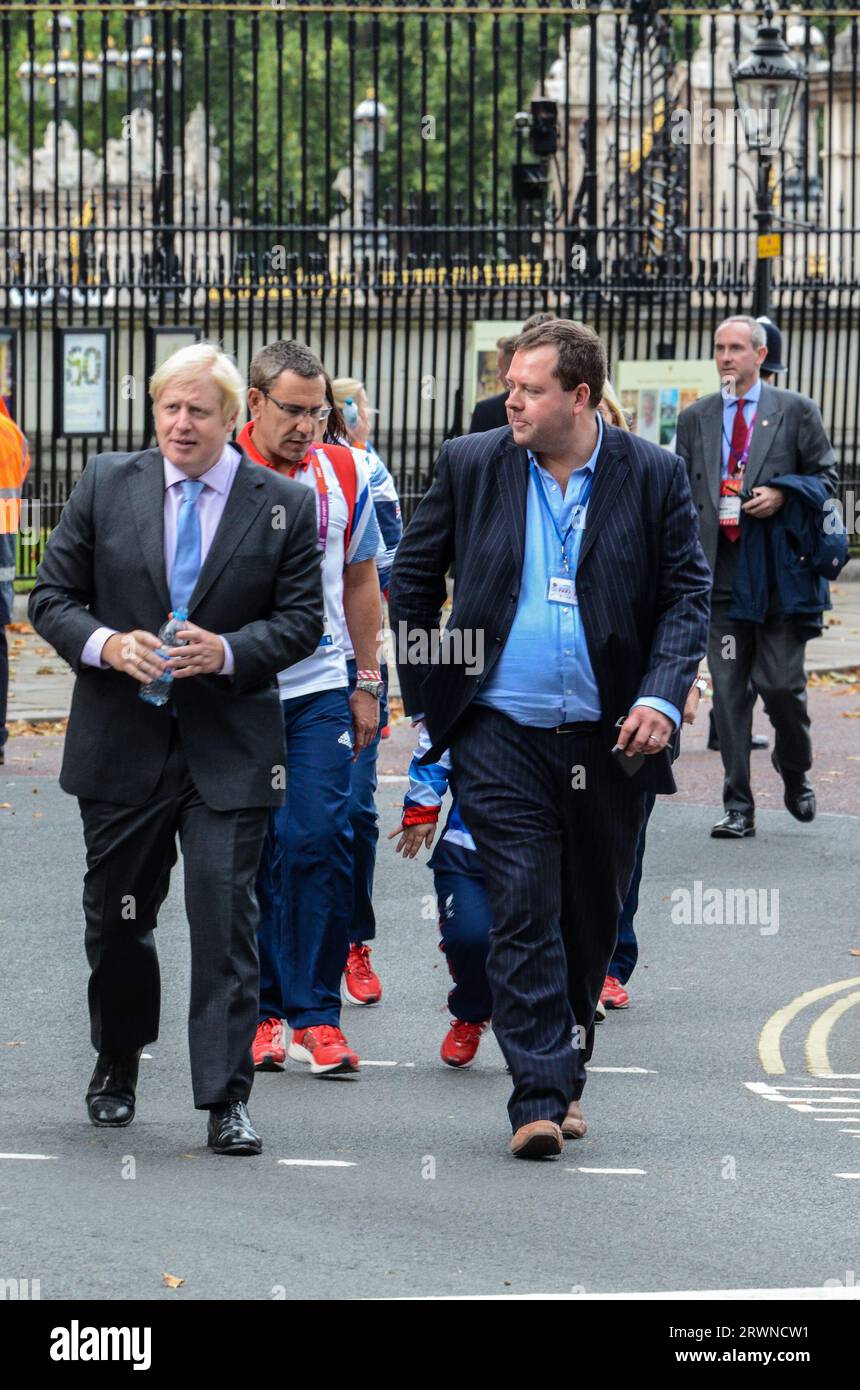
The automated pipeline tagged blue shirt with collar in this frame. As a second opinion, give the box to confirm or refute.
[476,414,680,730]
[721,377,761,478]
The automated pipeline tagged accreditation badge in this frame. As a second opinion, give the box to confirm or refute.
[547,573,577,605]
[719,476,743,528]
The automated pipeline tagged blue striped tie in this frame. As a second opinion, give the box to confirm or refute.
[170,478,205,614]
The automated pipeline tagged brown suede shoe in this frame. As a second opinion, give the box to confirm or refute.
[561,1100,588,1140]
[510,1120,564,1160]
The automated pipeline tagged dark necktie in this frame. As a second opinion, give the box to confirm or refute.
[724,398,749,543]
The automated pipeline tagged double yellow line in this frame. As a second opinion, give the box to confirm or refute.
[758,977,860,1076]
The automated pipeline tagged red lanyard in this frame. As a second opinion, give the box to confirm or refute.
[723,410,757,474]
[289,448,329,550]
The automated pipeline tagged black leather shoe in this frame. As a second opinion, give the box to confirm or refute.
[710,811,755,838]
[771,752,816,823]
[207,1099,262,1156]
[86,1050,141,1127]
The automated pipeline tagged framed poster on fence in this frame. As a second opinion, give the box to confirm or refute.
[470,319,522,412]
[0,327,16,419]
[146,325,203,383]
[614,358,715,447]
[55,327,111,437]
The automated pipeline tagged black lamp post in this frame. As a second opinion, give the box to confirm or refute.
[731,5,806,318]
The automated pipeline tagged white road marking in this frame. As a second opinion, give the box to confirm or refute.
[796,1107,860,1115]
[0,1153,57,1161]
[569,1167,646,1175]
[378,775,409,782]
[586,1066,656,1074]
[359,1060,399,1067]
[781,1097,860,1105]
[747,1080,860,1096]
[840,1130,860,1135]
[834,1173,860,1179]
[415,1286,860,1301]
[277,1159,356,1168]
[815,1117,860,1122]
[141,1052,153,1060]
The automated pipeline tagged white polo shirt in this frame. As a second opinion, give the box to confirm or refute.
[275,445,380,701]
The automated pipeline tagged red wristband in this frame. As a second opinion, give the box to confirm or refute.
[357,668,382,682]
[401,805,440,827]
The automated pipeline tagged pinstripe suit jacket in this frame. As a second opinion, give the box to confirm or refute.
[389,423,712,794]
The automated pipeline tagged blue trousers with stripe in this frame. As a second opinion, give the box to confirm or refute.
[346,659,389,944]
[256,687,354,1028]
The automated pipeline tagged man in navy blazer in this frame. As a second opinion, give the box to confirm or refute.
[390,320,711,1159]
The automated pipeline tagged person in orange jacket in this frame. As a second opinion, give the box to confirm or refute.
[0,402,31,763]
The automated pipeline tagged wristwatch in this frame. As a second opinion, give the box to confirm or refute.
[356,679,384,699]
[356,668,384,700]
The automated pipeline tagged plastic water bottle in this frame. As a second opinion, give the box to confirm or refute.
[138,607,189,707]
[343,396,360,429]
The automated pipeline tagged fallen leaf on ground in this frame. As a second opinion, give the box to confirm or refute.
[5,623,32,634]
[0,804,12,810]
[841,710,860,718]
[4,1041,25,1047]
[162,1273,185,1289]
[35,667,55,676]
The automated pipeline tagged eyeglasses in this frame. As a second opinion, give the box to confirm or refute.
[261,390,331,423]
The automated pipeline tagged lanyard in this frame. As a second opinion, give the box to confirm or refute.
[289,447,329,550]
[532,461,595,571]
[722,406,757,474]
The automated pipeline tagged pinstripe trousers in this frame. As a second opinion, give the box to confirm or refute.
[450,706,649,1132]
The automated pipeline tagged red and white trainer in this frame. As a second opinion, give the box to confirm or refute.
[600,975,631,1009]
[288,1025,360,1075]
[341,943,382,1006]
[253,1017,286,1071]
[440,1018,488,1069]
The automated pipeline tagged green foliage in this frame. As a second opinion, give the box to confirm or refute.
[2,5,572,218]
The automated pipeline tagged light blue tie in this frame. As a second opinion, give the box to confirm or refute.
[170,478,205,614]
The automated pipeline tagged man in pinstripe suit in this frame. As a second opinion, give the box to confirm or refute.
[390,320,711,1159]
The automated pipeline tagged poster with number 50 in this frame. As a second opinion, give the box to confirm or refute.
[56,327,111,437]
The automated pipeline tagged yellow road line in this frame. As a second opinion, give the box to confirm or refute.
[758,977,860,1075]
[805,991,860,1078]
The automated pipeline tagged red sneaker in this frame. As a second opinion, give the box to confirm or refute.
[600,975,630,1009]
[253,1017,286,1071]
[341,943,382,1006]
[440,1019,488,1068]
[288,1025,360,1075]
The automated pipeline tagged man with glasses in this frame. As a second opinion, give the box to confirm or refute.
[237,340,382,1077]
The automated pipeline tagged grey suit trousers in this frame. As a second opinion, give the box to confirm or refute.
[708,601,812,814]
[79,722,268,1108]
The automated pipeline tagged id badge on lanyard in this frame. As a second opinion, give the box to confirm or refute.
[719,475,743,527]
[720,410,755,528]
[533,463,589,605]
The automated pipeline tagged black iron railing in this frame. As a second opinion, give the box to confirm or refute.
[2,2,859,578]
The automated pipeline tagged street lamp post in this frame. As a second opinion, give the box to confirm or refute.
[731,5,807,319]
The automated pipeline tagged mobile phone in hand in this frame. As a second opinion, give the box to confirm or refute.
[611,742,645,777]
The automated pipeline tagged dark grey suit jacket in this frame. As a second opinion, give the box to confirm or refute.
[674,384,838,577]
[29,447,324,810]
[389,424,711,794]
